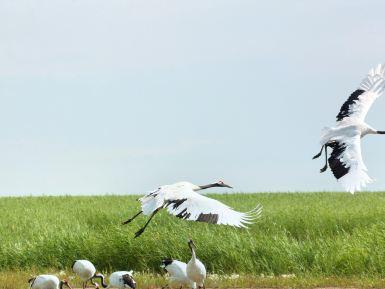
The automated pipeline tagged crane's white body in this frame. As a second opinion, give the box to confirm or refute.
[109,271,136,289]
[320,122,376,145]
[72,260,96,281]
[139,181,262,227]
[161,260,196,289]
[317,63,385,194]
[29,275,61,289]
[186,250,206,288]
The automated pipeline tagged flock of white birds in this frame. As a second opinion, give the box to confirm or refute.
[29,259,135,289]
[28,240,205,289]
[28,63,385,289]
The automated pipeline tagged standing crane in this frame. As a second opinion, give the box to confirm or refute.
[28,275,73,289]
[72,260,108,289]
[186,240,206,289]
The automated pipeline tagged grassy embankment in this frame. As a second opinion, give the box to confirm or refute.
[2,192,385,288]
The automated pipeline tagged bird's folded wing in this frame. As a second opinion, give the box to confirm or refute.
[336,63,385,122]
[165,193,262,228]
[328,135,372,194]
[165,261,188,279]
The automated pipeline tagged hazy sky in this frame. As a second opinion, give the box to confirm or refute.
[1,0,385,196]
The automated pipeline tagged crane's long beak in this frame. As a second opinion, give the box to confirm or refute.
[222,183,233,188]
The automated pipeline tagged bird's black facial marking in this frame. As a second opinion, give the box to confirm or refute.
[166,198,187,210]
[28,277,36,287]
[161,259,173,267]
[328,141,350,179]
[336,89,365,121]
[176,208,191,220]
[197,213,219,224]
[122,274,136,289]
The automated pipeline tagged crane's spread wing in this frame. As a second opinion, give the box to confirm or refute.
[328,135,372,194]
[336,63,385,122]
[165,193,262,228]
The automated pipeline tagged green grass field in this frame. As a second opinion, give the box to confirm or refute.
[2,192,385,288]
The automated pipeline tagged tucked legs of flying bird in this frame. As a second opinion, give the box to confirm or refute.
[313,144,329,173]
[122,206,163,238]
[122,210,143,225]
[312,145,324,160]
[134,207,162,238]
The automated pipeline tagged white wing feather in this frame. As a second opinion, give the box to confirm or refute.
[337,135,372,194]
[166,191,262,228]
[340,63,385,122]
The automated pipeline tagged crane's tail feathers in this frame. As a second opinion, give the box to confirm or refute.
[360,63,385,93]
[338,167,373,194]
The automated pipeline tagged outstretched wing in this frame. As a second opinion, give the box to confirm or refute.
[165,192,262,228]
[328,135,372,194]
[336,63,385,122]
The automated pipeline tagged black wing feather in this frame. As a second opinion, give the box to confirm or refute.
[328,141,350,179]
[336,89,365,122]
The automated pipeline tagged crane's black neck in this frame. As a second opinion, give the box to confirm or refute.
[59,281,66,289]
[93,273,108,288]
[198,183,221,190]
[188,241,197,259]
[377,131,385,134]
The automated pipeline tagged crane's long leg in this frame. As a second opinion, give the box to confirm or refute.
[320,145,328,173]
[122,210,143,225]
[312,145,324,159]
[134,208,162,238]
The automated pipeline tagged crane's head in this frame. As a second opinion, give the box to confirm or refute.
[188,239,197,250]
[215,180,233,188]
[160,259,173,269]
[60,280,73,289]
[122,273,136,289]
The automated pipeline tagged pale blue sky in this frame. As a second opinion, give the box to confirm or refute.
[1,0,385,195]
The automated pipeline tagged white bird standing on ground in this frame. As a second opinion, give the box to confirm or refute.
[186,240,206,289]
[109,271,136,289]
[161,259,196,289]
[122,180,263,237]
[72,260,108,289]
[28,275,73,289]
[313,63,385,194]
